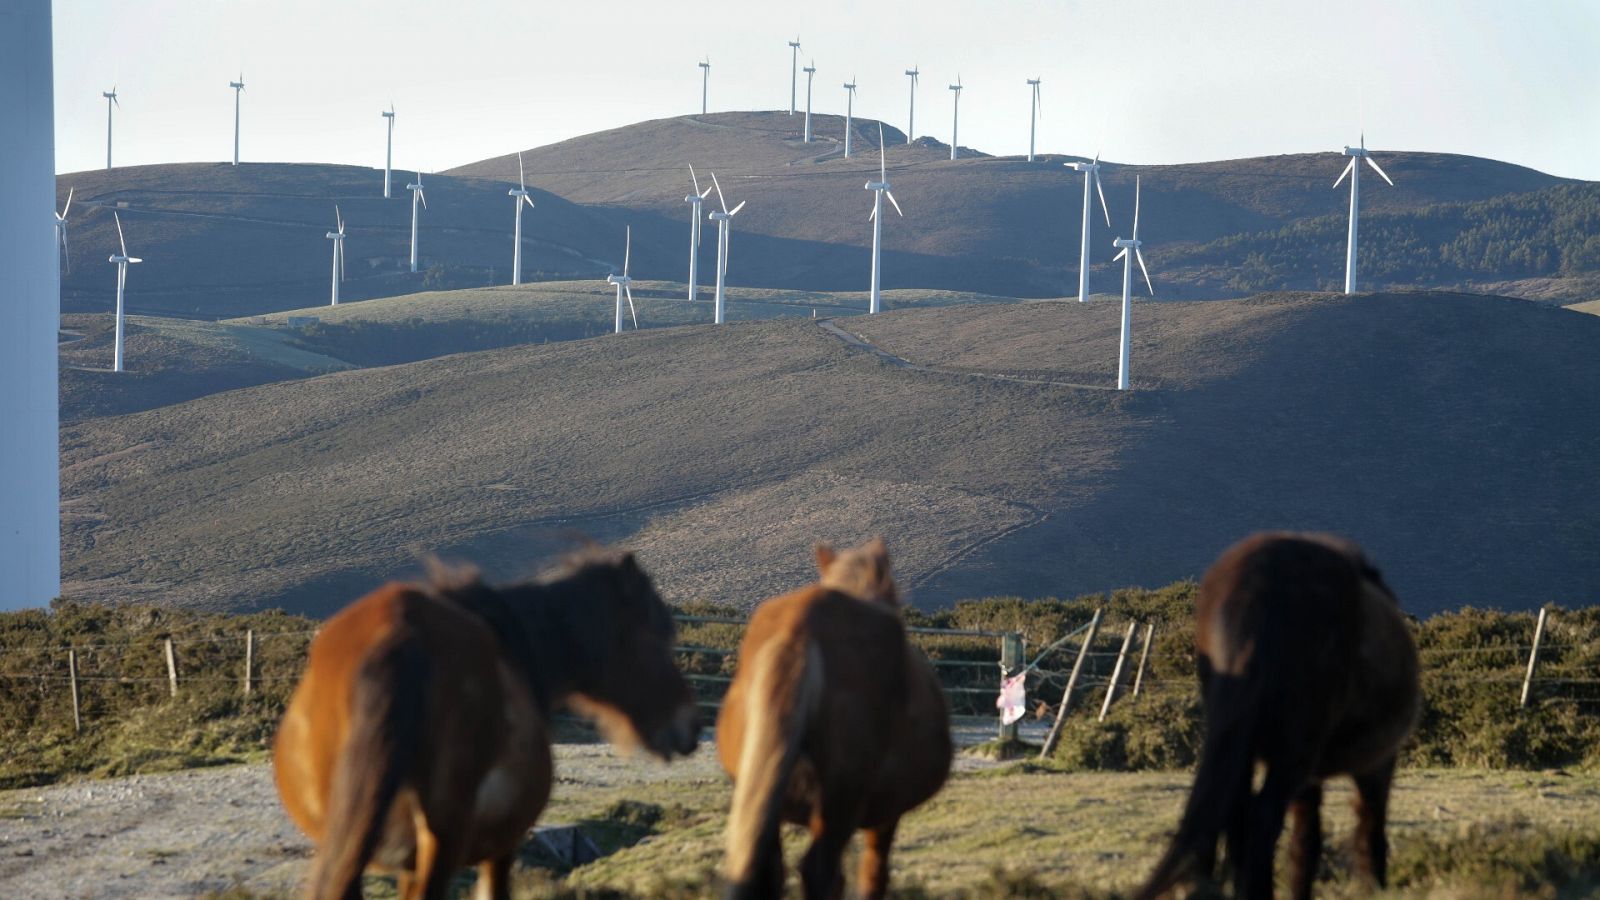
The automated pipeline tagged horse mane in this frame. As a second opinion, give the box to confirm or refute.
[419,558,558,714]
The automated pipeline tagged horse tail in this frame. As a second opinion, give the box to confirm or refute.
[308,632,430,900]
[722,638,824,900]
[1135,667,1262,900]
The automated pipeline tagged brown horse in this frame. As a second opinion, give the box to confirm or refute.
[717,538,951,900]
[1137,532,1421,900]
[273,549,699,900]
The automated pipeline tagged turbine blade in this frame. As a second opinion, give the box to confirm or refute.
[1095,173,1111,228]
[340,243,346,281]
[690,164,701,197]
[879,123,887,181]
[114,211,128,257]
[127,257,142,264]
[625,285,638,328]
[1333,158,1355,189]
[885,190,903,217]
[62,186,74,219]
[1365,155,1395,186]
[623,225,631,276]
[418,190,427,210]
[1113,247,1127,262]
[1132,176,1141,241]
[335,203,343,232]
[523,194,535,209]
[868,205,875,222]
[728,200,745,216]
[518,151,527,190]
[1137,249,1154,295]
[61,228,70,274]
[711,171,728,213]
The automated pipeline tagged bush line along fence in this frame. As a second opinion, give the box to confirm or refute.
[1,607,1583,744]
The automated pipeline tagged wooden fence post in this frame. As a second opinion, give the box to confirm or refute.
[243,629,255,696]
[998,632,1023,741]
[1098,622,1139,721]
[1039,608,1103,760]
[1519,607,1548,709]
[1131,623,1155,699]
[164,638,179,698]
[68,649,82,734]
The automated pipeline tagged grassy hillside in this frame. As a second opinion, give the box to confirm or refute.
[58,291,1600,616]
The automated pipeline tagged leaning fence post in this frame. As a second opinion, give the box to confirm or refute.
[1098,622,1139,722]
[68,649,82,734]
[164,638,179,698]
[1131,623,1155,699]
[999,632,1023,741]
[1519,607,1549,709]
[1039,608,1103,760]
[243,629,255,696]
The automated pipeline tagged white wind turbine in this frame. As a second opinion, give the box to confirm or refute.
[406,171,427,273]
[1067,154,1112,303]
[866,125,904,315]
[905,66,919,140]
[684,165,712,303]
[707,172,745,325]
[607,226,638,334]
[1334,133,1394,294]
[54,188,74,275]
[102,88,119,169]
[381,104,396,198]
[948,77,963,160]
[108,212,142,373]
[842,78,857,157]
[1111,176,1154,391]
[787,38,802,114]
[229,74,245,165]
[698,58,710,114]
[1026,78,1042,162]
[802,61,817,142]
[325,205,346,306]
[508,152,535,285]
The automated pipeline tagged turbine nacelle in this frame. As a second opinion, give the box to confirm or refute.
[1112,237,1141,249]
[865,180,890,191]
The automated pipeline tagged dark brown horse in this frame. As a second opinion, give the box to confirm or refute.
[273,549,699,900]
[1137,532,1420,900]
[717,538,951,900]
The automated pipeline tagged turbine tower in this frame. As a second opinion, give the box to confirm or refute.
[707,172,745,325]
[1111,176,1154,391]
[905,66,919,140]
[948,77,963,161]
[54,188,73,275]
[102,88,118,169]
[108,212,142,373]
[787,38,801,114]
[802,61,817,142]
[685,165,712,303]
[406,171,427,273]
[1067,154,1111,302]
[698,58,710,114]
[866,124,904,315]
[607,226,638,334]
[1334,133,1394,294]
[508,152,535,285]
[381,104,395,198]
[1026,78,1041,162]
[842,78,857,157]
[229,74,244,165]
[325,205,346,306]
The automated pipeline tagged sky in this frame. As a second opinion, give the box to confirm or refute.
[51,0,1600,180]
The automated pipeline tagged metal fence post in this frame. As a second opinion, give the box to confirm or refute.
[999,631,1023,741]
[1519,607,1548,709]
[1040,608,1103,759]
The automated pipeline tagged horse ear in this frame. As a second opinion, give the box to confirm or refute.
[866,537,890,580]
[814,543,836,575]
[619,551,640,573]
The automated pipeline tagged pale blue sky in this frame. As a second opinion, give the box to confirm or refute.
[52,0,1600,179]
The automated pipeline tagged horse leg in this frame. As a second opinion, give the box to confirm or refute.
[410,812,464,900]
[473,855,513,900]
[801,806,859,900]
[1241,760,1308,900]
[1287,782,1323,900]
[1352,758,1396,888]
[858,818,899,900]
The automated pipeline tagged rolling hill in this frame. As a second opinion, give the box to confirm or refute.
[58,290,1600,618]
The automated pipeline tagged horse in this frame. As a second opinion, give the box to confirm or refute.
[272,548,700,900]
[717,537,952,900]
[1136,532,1421,900]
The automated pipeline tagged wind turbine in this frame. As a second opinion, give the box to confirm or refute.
[1111,176,1154,391]
[1026,78,1042,162]
[508,152,535,285]
[54,188,73,275]
[101,88,118,169]
[842,78,857,157]
[381,104,395,198]
[905,66,919,140]
[685,165,712,303]
[698,57,710,114]
[108,212,141,373]
[1067,154,1111,302]
[229,74,244,165]
[607,226,638,334]
[787,38,802,114]
[866,125,904,315]
[707,172,745,325]
[948,77,963,161]
[802,61,817,142]
[1334,133,1394,294]
[325,205,346,306]
[406,171,427,273]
